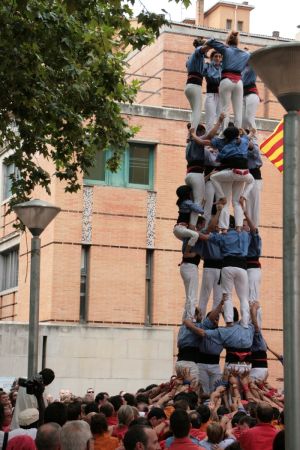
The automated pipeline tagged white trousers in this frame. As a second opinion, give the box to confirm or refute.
[205,93,221,132]
[180,263,199,320]
[185,83,203,129]
[250,367,268,382]
[242,93,260,130]
[203,180,215,224]
[219,78,243,129]
[173,225,199,247]
[221,266,250,327]
[185,172,205,226]
[199,268,222,317]
[246,179,262,228]
[211,169,254,229]
[248,267,262,328]
[175,360,199,388]
[197,363,222,394]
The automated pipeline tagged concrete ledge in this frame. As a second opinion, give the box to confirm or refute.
[121,103,279,131]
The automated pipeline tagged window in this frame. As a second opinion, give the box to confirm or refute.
[145,249,154,326]
[2,163,18,201]
[226,19,232,29]
[237,21,243,31]
[0,246,19,292]
[80,245,90,322]
[84,143,154,190]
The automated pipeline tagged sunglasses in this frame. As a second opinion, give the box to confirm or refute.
[87,390,94,394]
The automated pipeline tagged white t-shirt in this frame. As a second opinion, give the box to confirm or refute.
[0,428,37,447]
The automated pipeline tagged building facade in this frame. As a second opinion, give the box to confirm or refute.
[0,3,287,393]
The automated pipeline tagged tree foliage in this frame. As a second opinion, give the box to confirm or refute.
[0,0,190,207]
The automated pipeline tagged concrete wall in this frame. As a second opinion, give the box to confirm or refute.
[0,323,174,396]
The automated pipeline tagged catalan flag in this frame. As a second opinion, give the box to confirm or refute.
[260,120,283,172]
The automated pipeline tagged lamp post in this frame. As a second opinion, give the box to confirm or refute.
[13,199,60,378]
[250,42,300,449]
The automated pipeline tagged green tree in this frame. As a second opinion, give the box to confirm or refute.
[0,0,190,207]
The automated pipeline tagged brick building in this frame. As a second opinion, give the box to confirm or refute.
[0,1,287,393]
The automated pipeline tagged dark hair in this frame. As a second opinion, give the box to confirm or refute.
[84,402,99,415]
[147,407,166,421]
[279,410,284,425]
[129,417,151,428]
[272,407,280,420]
[189,411,201,429]
[124,393,137,407]
[135,394,149,405]
[109,395,123,413]
[176,185,192,206]
[256,402,274,423]
[90,413,108,435]
[273,429,285,450]
[44,402,67,427]
[231,411,247,427]
[95,392,108,404]
[67,402,82,421]
[239,416,256,428]
[244,401,258,418]
[226,443,243,450]
[39,368,55,386]
[210,50,222,60]
[123,425,150,450]
[145,384,158,391]
[223,126,240,142]
[226,31,239,46]
[193,38,205,48]
[174,399,189,411]
[197,405,210,424]
[100,402,114,417]
[217,406,230,418]
[0,404,4,429]
[170,410,191,438]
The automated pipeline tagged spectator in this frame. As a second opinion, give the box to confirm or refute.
[6,435,36,450]
[95,392,109,408]
[44,402,67,426]
[100,402,115,426]
[238,402,278,450]
[35,423,61,450]
[91,413,119,450]
[124,425,160,450]
[67,402,82,421]
[169,409,205,450]
[60,420,92,450]
[112,405,134,441]
[273,430,285,450]
[199,422,235,449]
[85,388,95,402]
[123,394,137,407]
[18,408,39,429]
[147,408,167,428]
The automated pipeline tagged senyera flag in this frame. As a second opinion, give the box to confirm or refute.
[260,120,283,172]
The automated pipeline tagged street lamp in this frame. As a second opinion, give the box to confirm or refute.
[13,199,61,378]
[250,42,300,450]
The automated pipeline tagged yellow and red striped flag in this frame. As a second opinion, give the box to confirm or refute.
[260,120,283,172]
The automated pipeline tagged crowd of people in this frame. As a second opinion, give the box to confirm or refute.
[0,29,285,450]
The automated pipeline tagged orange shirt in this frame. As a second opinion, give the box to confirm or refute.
[94,432,120,450]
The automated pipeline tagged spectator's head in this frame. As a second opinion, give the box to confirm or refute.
[67,402,82,421]
[197,405,211,424]
[35,422,61,450]
[118,405,134,426]
[226,30,239,46]
[90,413,108,435]
[189,411,201,429]
[273,430,285,450]
[147,407,166,427]
[59,389,72,403]
[173,399,189,411]
[44,402,67,427]
[129,417,151,428]
[145,385,157,391]
[39,368,55,386]
[85,388,95,402]
[18,408,39,429]
[170,409,191,438]
[95,392,109,406]
[60,420,92,450]
[109,395,123,413]
[217,406,230,418]
[231,411,247,427]
[225,443,242,450]
[84,402,99,415]
[9,390,18,407]
[136,394,149,413]
[124,425,160,450]
[0,392,11,407]
[124,393,137,407]
[256,402,274,423]
[7,436,36,450]
[239,415,256,431]
[207,422,224,444]
[100,402,114,418]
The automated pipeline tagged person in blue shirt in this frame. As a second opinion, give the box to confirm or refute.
[185,38,206,129]
[242,63,260,130]
[196,216,251,328]
[203,31,250,130]
[209,126,255,230]
[203,51,222,132]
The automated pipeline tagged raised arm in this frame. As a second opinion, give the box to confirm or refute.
[183,320,206,337]
[239,198,256,232]
[250,302,260,332]
[206,112,225,140]
[206,203,223,233]
[190,130,211,147]
[207,294,225,323]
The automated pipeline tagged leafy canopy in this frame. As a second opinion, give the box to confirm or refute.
[0,0,190,207]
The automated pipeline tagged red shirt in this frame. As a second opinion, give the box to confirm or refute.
[189,428,206,441]
[238,423,278,450]
[169,437,205,450]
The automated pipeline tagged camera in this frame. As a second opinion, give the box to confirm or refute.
[19,374,45,396]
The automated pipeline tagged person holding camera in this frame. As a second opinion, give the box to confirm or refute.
[11,368,55,430]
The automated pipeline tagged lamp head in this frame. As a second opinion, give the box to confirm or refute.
[13,199,61,236]
[250,42,300,111]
